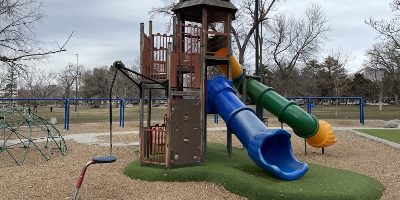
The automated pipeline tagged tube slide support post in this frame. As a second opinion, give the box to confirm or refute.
[227,129,232,157]
[241,69,247,103]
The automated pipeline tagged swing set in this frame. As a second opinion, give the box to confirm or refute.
[71,61,167,200]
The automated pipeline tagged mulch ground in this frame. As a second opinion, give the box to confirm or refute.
[0,120,398,199]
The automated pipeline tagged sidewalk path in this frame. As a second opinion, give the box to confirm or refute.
[3,126,399,149]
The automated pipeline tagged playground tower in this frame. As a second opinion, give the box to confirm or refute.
[138,1,335,177]
[139,0,237,167]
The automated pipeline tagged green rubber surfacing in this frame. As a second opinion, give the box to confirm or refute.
[124,144,384,200]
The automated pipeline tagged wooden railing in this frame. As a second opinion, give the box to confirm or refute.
[140,124,167,165]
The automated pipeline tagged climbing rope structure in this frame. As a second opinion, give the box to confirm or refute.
[0,108,67,165]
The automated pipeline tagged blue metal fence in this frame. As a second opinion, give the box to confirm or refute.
[0,97,166,130]
[0,96,365,130]
[286,96,365,125]
[212,96,365,125]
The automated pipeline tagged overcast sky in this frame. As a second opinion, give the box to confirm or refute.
[36,0,392,74]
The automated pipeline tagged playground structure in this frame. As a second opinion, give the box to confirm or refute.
[135,0,336,180]
[0,108,67,165]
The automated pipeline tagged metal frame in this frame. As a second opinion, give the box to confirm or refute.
[0,108,67,165]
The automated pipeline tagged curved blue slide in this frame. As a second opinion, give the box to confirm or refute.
[206,76,308,180]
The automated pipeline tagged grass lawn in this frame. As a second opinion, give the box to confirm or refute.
[33,105,169,124]
[25,104,400,124]
[310,105,400,121]
[354,129,400,144]
[123,143,384,200]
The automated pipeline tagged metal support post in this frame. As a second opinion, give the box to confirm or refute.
[119,98,125,127]
[227,129,232,157]
[75,53,79,112]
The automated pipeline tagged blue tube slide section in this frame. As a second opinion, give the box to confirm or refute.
[206,76,308,180]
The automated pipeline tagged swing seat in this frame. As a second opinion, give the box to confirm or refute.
[92,156,117,164]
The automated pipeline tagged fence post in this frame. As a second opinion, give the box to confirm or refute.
[66,98,70,130]
[64,99,68,130]
[214,114,218,124]
[359,97,365,125]
[120,98,125,127]
[68,98,71,130]
[305,98,313,156]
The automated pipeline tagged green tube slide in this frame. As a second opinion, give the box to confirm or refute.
[215,48,321,139]
[245,78,319,138]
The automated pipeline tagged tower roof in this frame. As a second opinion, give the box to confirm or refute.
[172,0,237,23]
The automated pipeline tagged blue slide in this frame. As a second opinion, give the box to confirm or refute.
[206,76,308,180]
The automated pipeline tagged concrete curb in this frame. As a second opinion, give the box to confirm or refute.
[349,129,400,149]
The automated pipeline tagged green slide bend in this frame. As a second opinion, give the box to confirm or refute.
[245,78,319,138]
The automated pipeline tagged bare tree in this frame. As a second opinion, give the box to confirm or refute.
[2,66,18,97]
[149,1,176,18]
[81,66,140,99]
[57,64,81,98]
[265,4,329,95]
[365,0,400,105]
[20,67,57,98]
[81,66,110,98]
[363,66,385,110]
[0,0,72,71]
[393,0,400,10]
[366,0,400,49]
[0,67,6,93]
[366,42,400,104]
[231,0,278,65]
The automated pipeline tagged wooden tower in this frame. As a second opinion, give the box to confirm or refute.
[139,0,237,167]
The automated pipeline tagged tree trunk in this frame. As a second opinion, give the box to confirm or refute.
[238,49,245,65]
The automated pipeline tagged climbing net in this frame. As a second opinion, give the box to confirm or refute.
[0,108,67,165]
